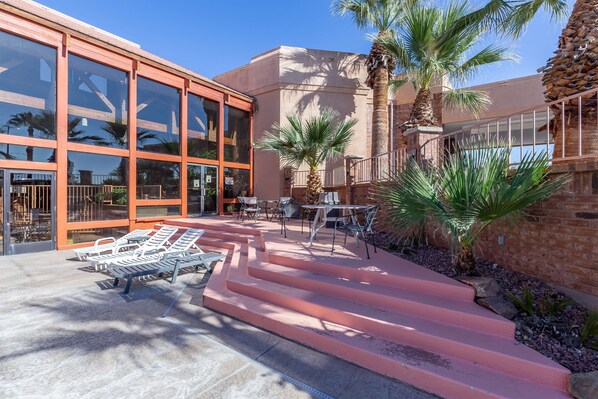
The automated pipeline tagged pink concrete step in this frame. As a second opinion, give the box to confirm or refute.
[247,259,514,337]
[204,284,570,399]
[227,247,567,388]
[170,220,571,398]
[267,252,475,301]
[229,271,567,387]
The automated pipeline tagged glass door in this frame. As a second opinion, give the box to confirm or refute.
[2,170,55,255]
[187,164,218,217]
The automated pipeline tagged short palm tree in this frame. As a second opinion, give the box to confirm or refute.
[376,1,512,134]
[8,111,38,161]
[373,144,570,274]
[257,109,357,204]
[333,0,407,157]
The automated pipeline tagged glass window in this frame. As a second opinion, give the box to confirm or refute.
[0,143,55,162]
[137,77,180,155]
[188,94,218,160]
[136,205,181,218]
[67,151,129,222]
[67,227,129,244]
[136,159,180,199]
[68,55,128,148]
[0,31,56,142]
[223,167,250,199]
[224,106,250,163]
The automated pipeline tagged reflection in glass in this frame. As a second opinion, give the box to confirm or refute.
[136,205,181,218]
[137,77,180,154]
[0,144,54,162]
[67,151,129,222]
[223,167,249,199]
[0,31,56,143]
[136,159,180,199]
[68,55,131,148]
[187,164,217,216]
[188,94,218,159]
[224,106,250,163]
[68,227,129,244]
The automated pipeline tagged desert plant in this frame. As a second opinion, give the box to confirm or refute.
[373,143,570,274]
[538,292,571,317]
[580,311,598,350]
[257,109,356,205]
[507,288,536,316]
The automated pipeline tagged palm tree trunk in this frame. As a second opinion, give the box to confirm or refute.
[401,88,438,132]
[26,125,34,161]
[453,243,477,275]
[541,0,598,160]
[305,166,323,205]
[371,65,389,157]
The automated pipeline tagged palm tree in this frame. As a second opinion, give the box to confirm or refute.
[540,0,598,159]
[376,1,512,138]
[333,0,406,157]
[373,144,570,274]
[257,109,357,204]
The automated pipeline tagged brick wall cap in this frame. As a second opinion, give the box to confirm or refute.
[404,126,443,136]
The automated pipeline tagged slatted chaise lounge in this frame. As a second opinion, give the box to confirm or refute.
[73,229,153,260]
[110,251,225,294]
[88,226,178,270]
[105,228,205,268]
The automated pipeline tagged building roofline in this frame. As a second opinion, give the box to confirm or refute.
[1,0,253,103]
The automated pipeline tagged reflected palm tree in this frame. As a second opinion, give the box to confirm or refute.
[8,111,37,161]
[101,122,155,149]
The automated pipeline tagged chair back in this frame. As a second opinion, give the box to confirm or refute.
[243,196,259,207]
[319,192,339,205]
[278,197,292,216]
[143,226,179,249]
[169,228,205,252]
[363,205,379,232]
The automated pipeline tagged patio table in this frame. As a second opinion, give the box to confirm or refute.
[301,204,368,245]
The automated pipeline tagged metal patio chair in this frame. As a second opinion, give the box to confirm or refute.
[332,205,379,259]
[239,196,260,221]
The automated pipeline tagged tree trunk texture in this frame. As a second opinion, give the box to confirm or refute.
[541,0,598,159]
[305,167,323,205]
[367,37,395,158]
[453,244,477,275]
[401,88,438,132]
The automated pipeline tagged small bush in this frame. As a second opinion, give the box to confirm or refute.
[538,292,571,317]
[507,289,536,316]
[580,312,598,350]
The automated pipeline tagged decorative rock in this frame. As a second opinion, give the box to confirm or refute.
[458,277,501,298]
[476,295,518,320]
[568,371,598,399]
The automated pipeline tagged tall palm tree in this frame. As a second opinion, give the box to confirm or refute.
[377,1,512,137]
[373,144,570,274]
[333,0,406,157]
[540,0,598,159]
[257,109,357,204]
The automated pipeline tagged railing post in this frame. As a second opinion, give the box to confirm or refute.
[344,155,363,205]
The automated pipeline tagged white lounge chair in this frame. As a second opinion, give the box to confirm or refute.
[110,251,225,294]
[73,229,153,260]
[106,228,205,268]
[88,225,178,270]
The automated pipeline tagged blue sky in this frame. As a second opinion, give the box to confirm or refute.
[38,0,574,86]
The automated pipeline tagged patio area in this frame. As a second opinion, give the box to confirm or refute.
[0,242,436,398]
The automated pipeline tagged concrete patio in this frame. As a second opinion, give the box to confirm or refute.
[0,248,437,399]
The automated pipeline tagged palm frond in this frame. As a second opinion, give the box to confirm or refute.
[505,0,568,38]
[442,89,492,117]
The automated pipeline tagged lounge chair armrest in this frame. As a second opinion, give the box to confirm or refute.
[115,243,140,253]
[94,237,116,246]
[160,250,188,260]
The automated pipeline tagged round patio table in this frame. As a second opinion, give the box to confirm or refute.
[301,204,368,245]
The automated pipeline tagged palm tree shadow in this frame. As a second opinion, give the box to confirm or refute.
[279,47,365,118]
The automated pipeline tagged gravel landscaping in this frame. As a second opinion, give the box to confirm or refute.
[388,242,598,373]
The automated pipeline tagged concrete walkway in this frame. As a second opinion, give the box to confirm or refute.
[0,250,436,399]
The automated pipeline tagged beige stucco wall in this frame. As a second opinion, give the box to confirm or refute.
[216,46,547,199]
[215,46,371,198]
